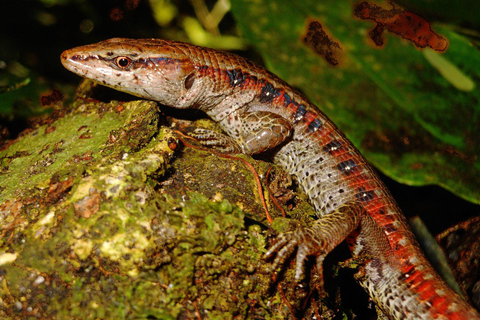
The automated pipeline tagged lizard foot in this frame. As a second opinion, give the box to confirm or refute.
[265,227,329,288]
[189,128,242,153]
[265,203,369,289]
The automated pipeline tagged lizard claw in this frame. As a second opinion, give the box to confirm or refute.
[265,232,301,276]
[189,128,241,153]
[266,228,327,283]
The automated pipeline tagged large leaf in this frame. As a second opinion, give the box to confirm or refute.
[229,0,480,204]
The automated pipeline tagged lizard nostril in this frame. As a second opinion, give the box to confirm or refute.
[60,50,69,61]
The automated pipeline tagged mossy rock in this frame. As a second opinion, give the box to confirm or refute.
[0,95,322,319]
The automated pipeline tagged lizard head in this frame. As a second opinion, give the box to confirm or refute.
[61,38,198,108]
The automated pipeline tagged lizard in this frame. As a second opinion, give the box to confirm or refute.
[60,38,480,319]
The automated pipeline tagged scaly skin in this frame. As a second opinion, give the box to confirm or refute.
[61,38,480,319]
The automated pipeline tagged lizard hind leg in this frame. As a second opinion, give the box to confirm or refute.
[265,202,368,288]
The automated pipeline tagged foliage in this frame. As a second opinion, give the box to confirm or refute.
[230,0,480,204]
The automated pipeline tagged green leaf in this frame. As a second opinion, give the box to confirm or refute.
[0,72,51,118]
[230,0,480,204]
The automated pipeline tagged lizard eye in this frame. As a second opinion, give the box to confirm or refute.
[115,56,132,69]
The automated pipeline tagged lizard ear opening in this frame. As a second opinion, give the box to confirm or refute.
[184,72,196,90]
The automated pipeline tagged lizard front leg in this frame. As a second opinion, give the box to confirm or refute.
[193,109,293,155]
